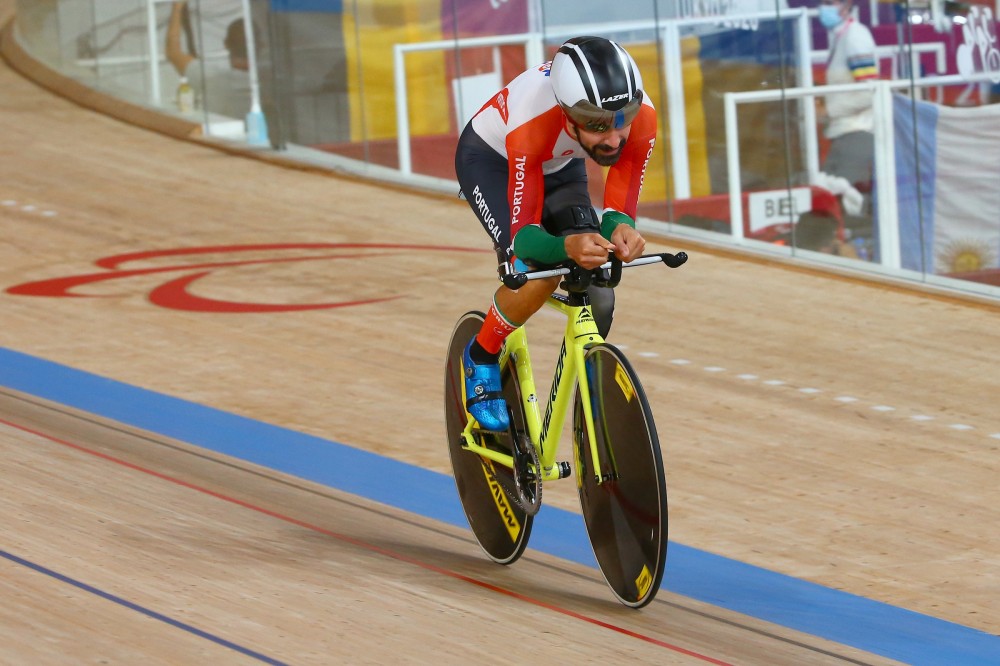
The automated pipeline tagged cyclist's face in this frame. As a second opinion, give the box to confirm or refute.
[570,121,632,167]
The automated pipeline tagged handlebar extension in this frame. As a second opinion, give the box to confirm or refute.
[500,251,688,290]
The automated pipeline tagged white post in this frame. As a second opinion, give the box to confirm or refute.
[797,10,819,184]
[523,0,543,66]
[872,81,900,269]
[394,44,412,175]
[934,43,945,101]
[525,33,544,67]
[662,22,691,200]
[723,92,746,242]
[526,0,542,35]
[146,0,162,106]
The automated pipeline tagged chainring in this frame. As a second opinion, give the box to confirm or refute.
[508,429,542,516]
[470,410,542,516]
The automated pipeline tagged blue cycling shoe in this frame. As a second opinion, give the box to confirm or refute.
[462,339,510,432]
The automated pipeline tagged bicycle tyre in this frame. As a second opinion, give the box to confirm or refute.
[444,311,532,565]
[573,343,668,608]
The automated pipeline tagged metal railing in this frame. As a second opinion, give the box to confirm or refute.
[723,72,1000,271]
[393,9,815,201]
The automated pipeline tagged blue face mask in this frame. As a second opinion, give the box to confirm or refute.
[818,5,843,29]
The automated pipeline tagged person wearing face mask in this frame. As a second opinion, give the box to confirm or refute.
[815,0,878,256]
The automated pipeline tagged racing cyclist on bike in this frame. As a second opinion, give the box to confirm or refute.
[455,35,657,432]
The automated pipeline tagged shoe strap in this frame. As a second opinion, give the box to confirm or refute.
[466,391,505,407]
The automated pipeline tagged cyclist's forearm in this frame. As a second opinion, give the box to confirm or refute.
[512,225,568,265]
[600,209,635,240]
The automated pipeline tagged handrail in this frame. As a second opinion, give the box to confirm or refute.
[394,8,813,200]
[723,71,1000,269]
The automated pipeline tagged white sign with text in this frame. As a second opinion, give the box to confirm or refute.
[747,187,811,233]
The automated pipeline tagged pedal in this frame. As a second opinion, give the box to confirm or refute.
[556,461,572,479]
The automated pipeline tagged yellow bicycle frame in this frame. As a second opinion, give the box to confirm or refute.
[460,293,605,483]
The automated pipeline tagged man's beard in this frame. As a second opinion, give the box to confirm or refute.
[583,137,625,166]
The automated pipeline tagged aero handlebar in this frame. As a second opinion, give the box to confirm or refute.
[500,251,688,291]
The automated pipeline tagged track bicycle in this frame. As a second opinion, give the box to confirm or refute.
[444,250,688,608]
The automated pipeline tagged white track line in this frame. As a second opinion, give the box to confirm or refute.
[2,198,59,217]
[654,354,995,442]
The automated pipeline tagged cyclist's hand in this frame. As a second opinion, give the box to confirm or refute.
[564,233,615,270]
[610,224,646,263]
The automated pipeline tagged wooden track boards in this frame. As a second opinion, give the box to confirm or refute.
[1,3,998,662]
[0,389,904,665]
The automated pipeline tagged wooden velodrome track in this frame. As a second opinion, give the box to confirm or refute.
[2,4,998,664]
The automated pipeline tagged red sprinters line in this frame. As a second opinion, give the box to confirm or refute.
[0,416,732,666]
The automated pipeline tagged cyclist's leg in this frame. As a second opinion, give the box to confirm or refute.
[445,311,534,563]
[540,161,615,337]
[492,276,560,323]
[455,124,512,253]
[455,125,517,431]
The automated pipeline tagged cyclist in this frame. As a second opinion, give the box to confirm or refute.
[455,35,657,432]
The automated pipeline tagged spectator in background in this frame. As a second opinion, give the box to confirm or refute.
[815,0,878,257]
[166,0,253,120]
[818,0,877,186]
[785,213,859,257]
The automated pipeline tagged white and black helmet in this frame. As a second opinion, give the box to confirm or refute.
[550,36,644,132]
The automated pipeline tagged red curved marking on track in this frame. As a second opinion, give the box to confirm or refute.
[8,252,412,298]
[6,265,174,297]
[7,244,492,300]
[147,271,401,313]
[1,416,732,666]
[95,243,492,270]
